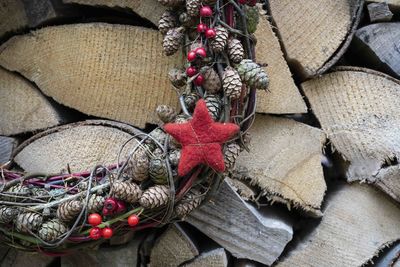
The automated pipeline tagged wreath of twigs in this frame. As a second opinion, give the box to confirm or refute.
[0,0,267,254]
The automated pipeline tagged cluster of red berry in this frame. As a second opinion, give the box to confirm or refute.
[102,197,126,216]
[88,213,140,240]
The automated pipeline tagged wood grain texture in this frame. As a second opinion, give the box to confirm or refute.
[254,7,306,114]
[150,223,199,267]
[63,0,165,26]
[14,120,142,173]
[373,165,400,203]
[354,23,400,78]
[0,0,27,38]
[302,67,400,183]
[268,0,363,79]
[235,115,326,216]
[276,184,400,267]
[187,181,293,266]
[0,136,17,164]
[0,23,182,128]
[183,248,228,267]
[0,67,65,135]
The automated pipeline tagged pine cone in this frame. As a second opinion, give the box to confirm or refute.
[184,93,199,110]
[139,185,170,209]
[201,66,221,94]
[38,219,68,242]
[130,148,149,182]
[159,10,177,35]
[222,66,243,100]
[227,38,244,63]
[15,212,43,233]
[179,12,198,27]
[4,184,30,202]
[175,189,204,217]
[174,114,190,124]
[111,181,142,203]
[158,0,185,7]
[156,105,177,123]
[236,59,269,90]
[168,150,181,167]
[204,95,222,121]
[245,5,260,34]
[224,143,241,170]
[163,27,185,56]
[31,188,50,200]
[57,200,82,222]
[88,195,105,213]
[149,158,168,184]
[145,128,168,151]
[210,26,229,53]
[186,0,201,17]
[169,68,187,88]
[0,206,18,223]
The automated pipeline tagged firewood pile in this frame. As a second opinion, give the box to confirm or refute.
[0,0,400,266]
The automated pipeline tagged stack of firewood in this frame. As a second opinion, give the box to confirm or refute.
[1,0,400,266]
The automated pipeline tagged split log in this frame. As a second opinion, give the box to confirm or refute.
[234,115,326,216]
[63,0,166,26]
[0,68,66,136]
[0,249,55,267]
[187,180,293,266]
[267,0,363,79]
[367,3,393,22]
[353,23,400,78]
[62,234,145,267]
[373,165,400,203]
[0,23,182,128]
[276,184,400,267]
[367,0,400,9]
[254,7,307,114]
[0,136,17,164]
[183,248,228,267]
[14,120,142,173]
[149,223,199,267]
[302,67,400,186]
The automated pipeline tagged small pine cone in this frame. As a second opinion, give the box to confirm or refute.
[204,95,222,121]
[245,5,260,34]
[222,66,243,100]
[159,10,177,35]
[227,38,244,64]
[236,59,269,90]
[169,68,187,88]
[156,105,177,123]
[111,181,142,203]
[201,66,221,94]
[149,158,168,184]
[0,206,18,223]
[88,195,105,213]
[4,184,30,202]
[210,26,229,53]
[163,27,185,56]
[130,149,149,182]
[31,188,50,199]
[146,128,168,147]
[224,143,241,170]
[15,212,43,233]
[179,12,198,27]
[57,200,83,222]
[175,189,204,217]
[186,0,201,17]
[139,185,170,209]
[168,150,181,167]
[38,219,68,242]
[158,0,185,7]
[174,114,190,124]
[183,93,199,110]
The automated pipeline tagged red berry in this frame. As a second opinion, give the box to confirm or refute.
[187,51,197,62]
[88,213,102,226]
[116,201,126,214]
[195,47,207,58]
[194,74,204,86]
[102,227,113,239]
[127,214,140,227]
[238,0,248,4]
[197,23,208,33]
[205,28,216,39]
[103,198,118,213]
[186,66,197,77]
[200,6,212,17]
[89,227,102,240]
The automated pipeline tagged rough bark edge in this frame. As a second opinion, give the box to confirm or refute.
[331,66,400,86]
[13,120,144,157]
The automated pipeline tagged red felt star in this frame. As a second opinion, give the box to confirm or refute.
[164,99,239,176]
